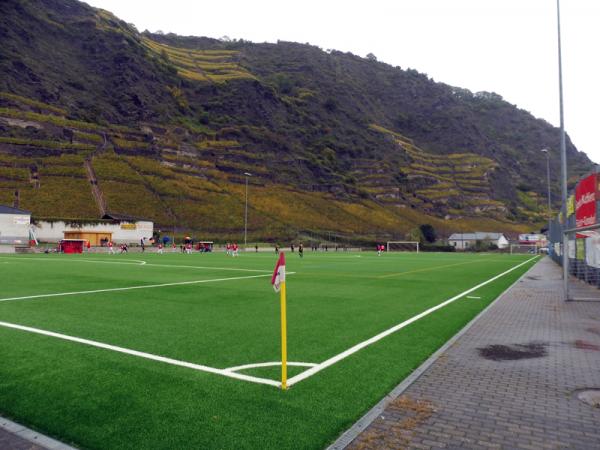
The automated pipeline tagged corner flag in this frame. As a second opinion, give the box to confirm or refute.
[271,252,286,292]
[271,252,287,389]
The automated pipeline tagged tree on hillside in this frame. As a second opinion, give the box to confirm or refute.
[419,224,437,243]
[366,53,377,62]
[405,228,422,242]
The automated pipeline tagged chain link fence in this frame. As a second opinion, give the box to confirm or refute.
[548,171,600,301]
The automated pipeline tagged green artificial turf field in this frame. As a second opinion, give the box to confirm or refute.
[0,250,538,449]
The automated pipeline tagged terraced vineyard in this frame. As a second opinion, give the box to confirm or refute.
[0,87,544,239]
[142,38,255,83]
[363,125,512,218]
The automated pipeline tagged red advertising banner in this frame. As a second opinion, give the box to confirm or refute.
[576,174,597,228]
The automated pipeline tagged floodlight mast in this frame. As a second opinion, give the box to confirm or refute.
[541,149,551,239]
[556,0,569,300]
[244,172,252,247]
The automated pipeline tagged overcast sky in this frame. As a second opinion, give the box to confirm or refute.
[85,0,600,164]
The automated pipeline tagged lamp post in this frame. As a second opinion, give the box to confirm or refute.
[541,149,552,238]
[244,172,252,247]
[555,0,569,299]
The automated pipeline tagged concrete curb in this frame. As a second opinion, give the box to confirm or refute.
[327,256,541,450]
[0,415,77,450]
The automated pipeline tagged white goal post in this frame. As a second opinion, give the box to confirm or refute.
[510,244,539,254]
[386,241,420,253]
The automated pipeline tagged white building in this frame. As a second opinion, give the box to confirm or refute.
[448,232,509,250]
[32,213,154,245]
[0,205,31,248]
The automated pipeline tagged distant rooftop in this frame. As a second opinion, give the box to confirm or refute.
[448,232,506,241]
[0,204,31,215]
[102,212,151,222]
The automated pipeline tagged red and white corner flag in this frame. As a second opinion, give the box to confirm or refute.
[271,252,288,389]
[271,252,286,292]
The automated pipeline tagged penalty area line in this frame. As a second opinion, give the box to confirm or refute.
[0,273,273,303]
[0,256,147,266]
[0,256,272,273]
[0,320,279,387]
[286,255,539,387]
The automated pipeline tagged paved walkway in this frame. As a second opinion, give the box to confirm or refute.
[340,257,600,449]
[0,415,76,450]
[0,428,45,450]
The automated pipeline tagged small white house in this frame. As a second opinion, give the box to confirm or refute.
[32,213,154,245]
[0,204,31,247]
[448,232,509,250]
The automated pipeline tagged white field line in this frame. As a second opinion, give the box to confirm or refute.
[0,256,270,273]
[466,296,481,299]
[0,274,273,303]
[0,256,147,266]
[134,263,271,273]
[225,361,317,372]
[0,320,279,387]
[286,255,539,387]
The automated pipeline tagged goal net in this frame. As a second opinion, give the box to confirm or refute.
[386,241,420,253]
[509,244,539,254]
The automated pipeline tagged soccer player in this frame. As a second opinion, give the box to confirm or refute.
[299,243,304,258]
[108,241,115,254]
[158,243,163,254]
[377,244,382,256]
[232,243,239,257]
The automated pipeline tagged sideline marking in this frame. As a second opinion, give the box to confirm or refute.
[466,296,481,299]
[0,320,279,387]
[286,255,539,387]
[0,274,273,303]
[378,259,490,279]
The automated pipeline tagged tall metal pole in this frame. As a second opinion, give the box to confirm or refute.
[541,149,552,236]
[556,0,569,300]
[244,172,251,247]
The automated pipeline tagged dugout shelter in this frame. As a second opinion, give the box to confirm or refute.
[59,239,87,254]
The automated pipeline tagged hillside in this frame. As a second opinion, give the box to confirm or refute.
[0,0,593,242]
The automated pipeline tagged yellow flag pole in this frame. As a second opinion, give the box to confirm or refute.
[280,280,288,390]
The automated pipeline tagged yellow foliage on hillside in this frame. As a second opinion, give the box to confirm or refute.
[142,37,255,84]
